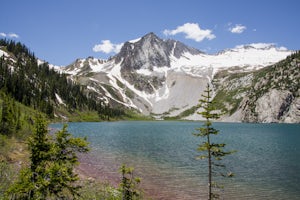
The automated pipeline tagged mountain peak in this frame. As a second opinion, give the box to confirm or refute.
[143,32,158,38]
[115,33,169,70]
[139,32,164,46]
[115,32,202,70]
[127,32,158,44]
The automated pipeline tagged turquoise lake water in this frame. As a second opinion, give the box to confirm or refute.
[50,121,300,199]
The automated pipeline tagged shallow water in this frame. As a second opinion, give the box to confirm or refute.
[50,121,300,199]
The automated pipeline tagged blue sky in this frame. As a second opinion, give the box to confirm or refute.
[1,0,299,66]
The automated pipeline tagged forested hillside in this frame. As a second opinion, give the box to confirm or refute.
[0,39,126,120]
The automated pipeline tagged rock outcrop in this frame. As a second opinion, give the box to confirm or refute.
[255,89,293,122]
[216,51,300,123]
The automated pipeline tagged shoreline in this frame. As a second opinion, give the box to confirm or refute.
[76,154,206,200]
[76,154,120,187]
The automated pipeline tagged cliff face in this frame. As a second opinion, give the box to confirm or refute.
[254,89,294,122]
[284,96,300,123]
[240,89,300,123]
[214,51,300,123]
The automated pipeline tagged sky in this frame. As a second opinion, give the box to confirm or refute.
[1,0,299,66]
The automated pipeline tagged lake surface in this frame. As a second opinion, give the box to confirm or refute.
[50,121,300,199]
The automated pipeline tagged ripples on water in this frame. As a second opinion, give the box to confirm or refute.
[50,121,300,200]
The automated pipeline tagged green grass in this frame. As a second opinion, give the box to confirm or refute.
[116,79,125,89]
[0,135,30,198]
[78,177,148,200]
[78,180,122,200]
[121,109,154,121]
[125,88,134,99]
[67,110,100,122]
[164,105,199,120]
[102,84,123,102]
[53,106,101,122]
[213,88,245,115]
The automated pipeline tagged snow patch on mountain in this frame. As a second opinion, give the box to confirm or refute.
[55,93,66,106]
[170,45,292,77]
[0,49,8,57]
[105,61,171,109]
[37,59,63,72]
[100,62,151,111]
[129,37,142,43]
[0,48,17,64]
[136,66,169,77]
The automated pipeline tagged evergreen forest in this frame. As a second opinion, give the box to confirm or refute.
[0,39,127,121]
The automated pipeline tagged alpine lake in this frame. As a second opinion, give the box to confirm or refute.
[49,121,300,200]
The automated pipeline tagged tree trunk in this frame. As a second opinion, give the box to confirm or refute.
[207,124,212,200]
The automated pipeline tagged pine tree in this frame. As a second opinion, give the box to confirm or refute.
[119,164,141,200]
[194,84,234,199]
[7,116,51,199]
[47,124,89,198]
[7,116,89,199]
[0,95,18,136]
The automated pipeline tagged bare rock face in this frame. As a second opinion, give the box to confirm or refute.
[115,32,202,71]
[283,92,300,123]
[255,89,293,122]
[121,71,165,94]
[116,33,170,71]
[238,89,300,123]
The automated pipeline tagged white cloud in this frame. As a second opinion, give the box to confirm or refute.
[163,23,215,42]
[93,40,123,54]
[229,24,247,34]
[8,33,19,38]
[0,32,19,38]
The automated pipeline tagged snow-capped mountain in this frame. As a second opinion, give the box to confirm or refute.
[63,32,294,120]
[114,32,202,71]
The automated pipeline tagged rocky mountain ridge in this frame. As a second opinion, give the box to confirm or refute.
[115,32,202,71]
[61,33,298,122]
[212,51,300,123]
